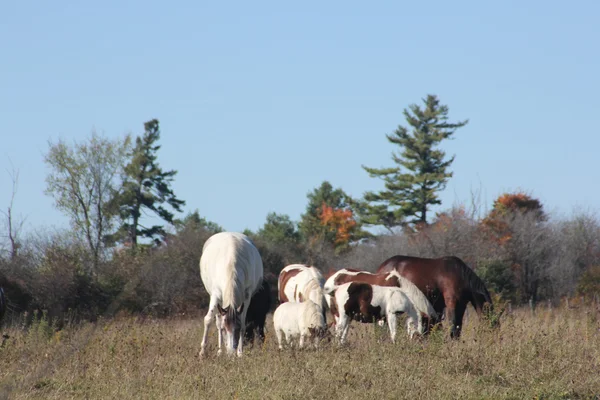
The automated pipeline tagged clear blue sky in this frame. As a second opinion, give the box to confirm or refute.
[1,1,599,235]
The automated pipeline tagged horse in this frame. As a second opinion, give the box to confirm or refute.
[278,264,328,319]
[199,232,264,357]
[326,282,426,344]
[323,268,436,327]
[273,300,327,350]
[244,279,273,346]
[377,255,493,338]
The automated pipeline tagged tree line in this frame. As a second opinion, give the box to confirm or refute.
[1,95,599,324]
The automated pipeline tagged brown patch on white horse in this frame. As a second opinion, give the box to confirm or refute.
[278,268,302,303]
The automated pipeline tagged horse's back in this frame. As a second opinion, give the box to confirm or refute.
[200,232,263,296]
[279,264,325,303]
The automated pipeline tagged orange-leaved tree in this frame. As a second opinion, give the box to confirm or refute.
[319,202,358,250]
[481,192,548,303]
[482,192,545,244]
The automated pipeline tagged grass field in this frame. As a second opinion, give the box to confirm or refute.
[0,306,599,400]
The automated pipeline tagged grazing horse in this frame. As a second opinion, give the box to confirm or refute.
[324,268,436,327]
[273,300,327,350]
[327,282,428,344]
[199,232,264,357]
[244,279,273,346]
[377,255,493,339]
[278,264,328,318]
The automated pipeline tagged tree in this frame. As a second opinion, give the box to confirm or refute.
[111,119,185,249]
[299,181,369,251]
[482,192,546,244]
[362,95,468,231]
[174,210,223,236]
[1,166,26,260]
[257,212,301,246]
[44,132,130,272]
[482,192,551,303]
[319,203,358,252]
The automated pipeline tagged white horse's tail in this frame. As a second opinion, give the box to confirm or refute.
[387,271,436,318]
[307,266,326,287]
[220,240,248,311]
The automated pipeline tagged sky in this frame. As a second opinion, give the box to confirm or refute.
[1,0,599,236]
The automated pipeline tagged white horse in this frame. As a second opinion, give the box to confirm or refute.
[273,300,327,350]
[278,264,328,319]
[199,232,263,357]
[327,282,433,344]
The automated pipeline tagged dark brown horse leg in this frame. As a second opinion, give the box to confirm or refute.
[449,302,467,339]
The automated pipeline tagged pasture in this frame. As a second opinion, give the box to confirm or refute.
[0,305,599,399]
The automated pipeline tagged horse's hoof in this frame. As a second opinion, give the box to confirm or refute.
[217,349,223,356]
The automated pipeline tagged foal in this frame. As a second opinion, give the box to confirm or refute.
[273,300,327,350]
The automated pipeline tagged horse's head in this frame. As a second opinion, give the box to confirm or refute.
[218,303,245,354]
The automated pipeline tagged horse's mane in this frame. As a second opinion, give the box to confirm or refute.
[450,257,493,304]
[385,271,437,318]
[301,300,325,329]
[303,278,327,310]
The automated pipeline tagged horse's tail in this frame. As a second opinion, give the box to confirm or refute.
[307,266,326,288]
[221,242,247,311]
[388,272,436,318]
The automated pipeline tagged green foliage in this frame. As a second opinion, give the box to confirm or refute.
[110,120,185,248]
[257,212,301,246]
[362,94,468,230]
[477,259,517,302]
[577,265,600,296]
[26,310,55,343]
[174,210,223,236]
[44,132,131,268]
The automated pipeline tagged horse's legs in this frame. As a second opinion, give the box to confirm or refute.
[386,312,397,344]
[257,317,266,344]
[236,300,250,357]
[337,315,351,344]
[275,328,284,350]
[216,313,225,355]
[200,295,218,357]
[299,333,305,348]
[450,301,467,339]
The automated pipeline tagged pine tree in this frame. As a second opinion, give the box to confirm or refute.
[362,95,468,231]
[112,119,185,249]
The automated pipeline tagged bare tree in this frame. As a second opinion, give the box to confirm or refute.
[1,166,26,260]
[44,131,131,275]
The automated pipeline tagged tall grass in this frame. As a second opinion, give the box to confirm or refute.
[0,305,599,399]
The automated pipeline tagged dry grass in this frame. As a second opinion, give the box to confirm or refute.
[0,306,599,400]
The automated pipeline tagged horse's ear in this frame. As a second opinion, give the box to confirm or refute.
[217,304,227,316]
[236,303,244,313]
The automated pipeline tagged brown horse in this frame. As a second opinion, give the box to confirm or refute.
[377,255,493,339]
